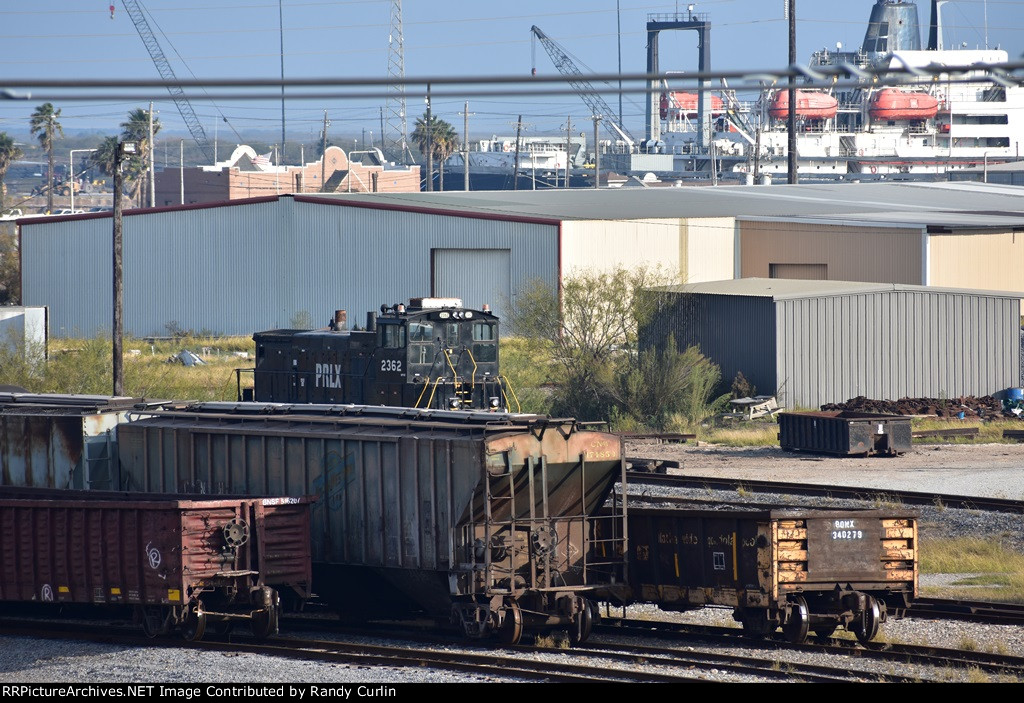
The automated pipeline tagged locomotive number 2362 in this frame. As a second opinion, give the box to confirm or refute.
[381,359,403,373]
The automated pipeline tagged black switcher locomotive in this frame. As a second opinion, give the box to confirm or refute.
[247,298,517,411]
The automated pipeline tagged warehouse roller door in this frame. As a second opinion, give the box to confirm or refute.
[432,248,511,324]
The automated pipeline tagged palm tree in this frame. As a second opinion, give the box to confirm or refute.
[120,108,161,206]
[0,132,24,214]
[29,103,63,213]
[90,136,120,179]
[411,113,457,191]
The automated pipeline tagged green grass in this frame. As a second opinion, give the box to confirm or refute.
[919,537,1024,602]
[0,334,254,401]
[910,417,1020,444]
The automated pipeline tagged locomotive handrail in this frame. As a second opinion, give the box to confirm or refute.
[499,375,522,413]
[464,348,479,393]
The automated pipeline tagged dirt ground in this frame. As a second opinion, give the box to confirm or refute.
[624,441,1024,500]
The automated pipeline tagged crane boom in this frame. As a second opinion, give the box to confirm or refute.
[530,25,636,148]
[121,0,214,161]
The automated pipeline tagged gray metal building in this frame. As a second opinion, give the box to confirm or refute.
[641,279,1023,409]
[18,182,1024,339]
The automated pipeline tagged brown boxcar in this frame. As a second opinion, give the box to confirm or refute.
[626,506,918,643]
[0,487,313,640]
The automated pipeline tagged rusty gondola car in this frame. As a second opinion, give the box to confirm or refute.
[0,486,313,640]
[114,402,630,644]
[623,506,918,643]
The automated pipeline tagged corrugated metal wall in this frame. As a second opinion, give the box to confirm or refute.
[683,217,736,283]
[561,219,685,277]
[433,249,511,321]
[740,220,924,284]
[639,292,777,399]
[775,290,1022,408]
[22,199,558,337]
[928,230,1024,313]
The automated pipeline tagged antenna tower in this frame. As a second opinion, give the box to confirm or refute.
[384,1,413,164]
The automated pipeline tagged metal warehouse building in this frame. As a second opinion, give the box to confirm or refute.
[17,181,1024,338]
[641,279,1023,409]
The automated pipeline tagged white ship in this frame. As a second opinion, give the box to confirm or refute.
[656,0,1022,179]
[443,135,588,189]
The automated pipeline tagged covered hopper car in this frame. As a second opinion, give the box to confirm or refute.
[623,506,918,643]
[247,298,516,412]
[114,402,629,644]
[0,486,313,641]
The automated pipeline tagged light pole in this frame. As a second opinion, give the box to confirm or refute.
[112,140,137,397]
[69,148,97,214]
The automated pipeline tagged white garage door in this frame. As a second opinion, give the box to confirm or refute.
[433,248,512,325]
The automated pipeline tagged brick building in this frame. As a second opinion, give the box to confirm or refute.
[154,145,420,206]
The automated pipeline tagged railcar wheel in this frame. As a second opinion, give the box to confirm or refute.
[498,602,523,646]
[569,599,594,645]
[250,606,279,641]
[782,597,809,644]
[852,596,881,644]
[181,608,207,642]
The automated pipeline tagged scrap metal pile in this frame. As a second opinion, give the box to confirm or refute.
[820,395,1014,418]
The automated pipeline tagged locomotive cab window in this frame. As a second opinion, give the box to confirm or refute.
[408,321,434,342]
[472,322,495,342]
[380,323,406,349]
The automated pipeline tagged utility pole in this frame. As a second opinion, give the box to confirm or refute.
[321,110,329,192]
[592,115,602,188]
[460,101,474,191]
[148,102,155,208]
[563,116,574,189]
[179,140,184,205]
[279,0,286,163]
[112,140,137,397]
[787,0,798,184]
[425,85,433,192]
[512,116,523,192]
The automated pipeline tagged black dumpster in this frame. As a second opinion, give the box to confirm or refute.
[778,411,912,456]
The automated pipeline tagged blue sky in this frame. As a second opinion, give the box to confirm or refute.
[1,0,1021,145]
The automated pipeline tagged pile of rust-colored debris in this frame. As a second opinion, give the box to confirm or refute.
[820,395,1009,418]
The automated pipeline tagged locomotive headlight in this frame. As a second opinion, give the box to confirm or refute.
[449,398,461,410]
[464,311,473,319]
[490,397,500,408]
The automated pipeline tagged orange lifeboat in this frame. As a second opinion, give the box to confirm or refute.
[660,92,724,120]
[768,90,838,120]
[869,89,939,121]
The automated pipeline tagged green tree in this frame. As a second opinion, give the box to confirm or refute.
[120,108,161,206]
[508,265,683,421]
[0,132,24,214]
[0,227,20,305]
[29,103,63,214]
[89,136,120,179]
[411,112,457,190]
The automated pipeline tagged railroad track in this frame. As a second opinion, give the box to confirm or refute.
[908,597,1024,626]
[625,466,1024,514]
[1,611,1017,682]
[596,617,1024,679]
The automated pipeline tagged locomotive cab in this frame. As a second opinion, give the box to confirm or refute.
[377,298,502,410]
[250,298,513,411]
